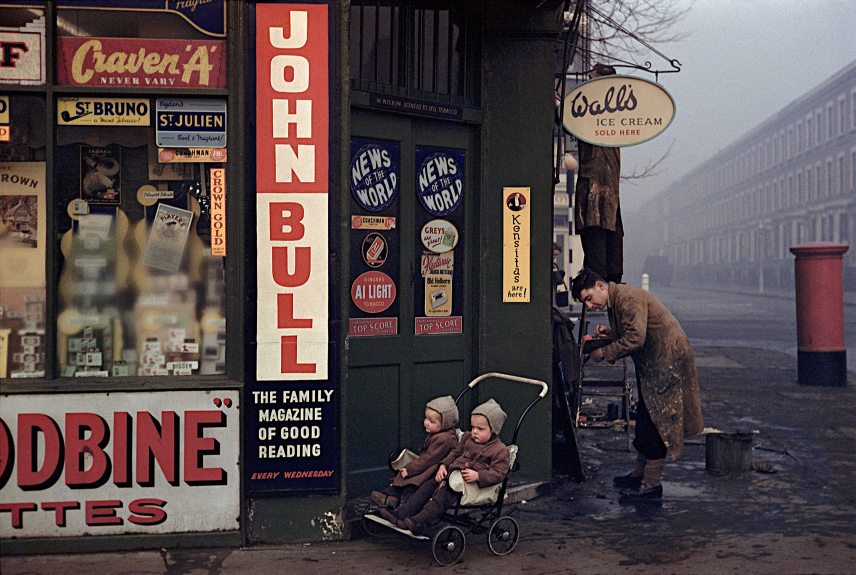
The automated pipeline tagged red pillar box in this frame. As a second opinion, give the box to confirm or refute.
[790,242,849,386]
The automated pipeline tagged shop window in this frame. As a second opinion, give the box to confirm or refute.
[53,98,227,378]
[0,95,47,378]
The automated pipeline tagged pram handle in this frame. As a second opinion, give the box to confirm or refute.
[466,372,548,398]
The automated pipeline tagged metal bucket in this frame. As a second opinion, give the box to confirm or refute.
[705,431,753,473]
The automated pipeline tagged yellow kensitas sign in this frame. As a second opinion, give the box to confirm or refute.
[502,187,531,302]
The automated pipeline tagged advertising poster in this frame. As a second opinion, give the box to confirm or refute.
[502,187,531,302]
[349,137,400,337]
[0,162,46,288]
[252,3,336,492]
[561,75,676,147]
[56,37,227,89]
[0,96,8,142]
[80,145,121,204]
[0,29,44,84]
[156,98,227,148]
[143,204,193,272]
[245,381,338,492]
[0,390,240,538]
[209,168,226,257]
[58,97,150,126]
[414,147,465,335]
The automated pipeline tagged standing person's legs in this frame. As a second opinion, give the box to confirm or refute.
[580,227,608,279]
[621,384,667,499]
[633,395,667,462]
[604,229,623,283]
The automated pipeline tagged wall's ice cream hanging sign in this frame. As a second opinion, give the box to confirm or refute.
[503,187,530,302]
[562,75,675,147]
[351,271,396,314]
[420,219,458,254]
[350,140,399,212]
[416,149,464,216]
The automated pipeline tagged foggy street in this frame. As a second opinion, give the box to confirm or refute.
[651,285,856,375]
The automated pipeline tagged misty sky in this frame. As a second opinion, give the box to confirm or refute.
[620,0,856,213]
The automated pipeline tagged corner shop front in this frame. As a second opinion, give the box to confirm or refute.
[0,0,562,552]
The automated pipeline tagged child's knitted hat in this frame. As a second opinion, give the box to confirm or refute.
[426,395,459,430]
[472,399,507,435]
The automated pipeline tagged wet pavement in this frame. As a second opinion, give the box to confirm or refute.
[3,346,856,574]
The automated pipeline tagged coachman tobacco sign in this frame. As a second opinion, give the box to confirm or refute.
[562,75,675,147]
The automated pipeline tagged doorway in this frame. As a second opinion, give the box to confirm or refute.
[345,109,478,495]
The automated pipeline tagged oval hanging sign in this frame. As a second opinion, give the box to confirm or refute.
[562,75,676,147]
[420,219,459,254]
[351,271,397,313]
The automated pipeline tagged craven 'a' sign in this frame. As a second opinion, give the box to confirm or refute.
[56,37,226,89]
[562,75,675,147]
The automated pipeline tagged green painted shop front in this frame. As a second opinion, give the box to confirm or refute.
[0,0,561,551]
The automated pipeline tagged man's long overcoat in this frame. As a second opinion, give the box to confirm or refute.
[601,283,703,459]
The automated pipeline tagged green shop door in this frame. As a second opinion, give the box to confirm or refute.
[345,110,477,496]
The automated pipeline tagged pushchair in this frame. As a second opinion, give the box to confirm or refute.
[363,372,548,566]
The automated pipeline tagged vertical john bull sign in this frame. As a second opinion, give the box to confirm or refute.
[503,187,530,302]
[349,138,400,337]
[253,4,336,491]
[561,75,676,147]
[414,147,465,334]
[0,391,239,538]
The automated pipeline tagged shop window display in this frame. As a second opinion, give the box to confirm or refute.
[0,95,47,379]
[55,113,227,378]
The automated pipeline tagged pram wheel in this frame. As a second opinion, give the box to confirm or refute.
[362,514,387,538]
[431,525,466,566]
[487,516,519,555]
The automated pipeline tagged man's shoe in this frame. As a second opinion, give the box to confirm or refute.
[371,490,399,508]
[613,473,643,488]
[619,484,663,502]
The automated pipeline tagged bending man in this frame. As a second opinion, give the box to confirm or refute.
[571,268,703,500]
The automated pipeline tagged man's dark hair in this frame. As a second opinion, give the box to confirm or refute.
[570,268,605,302]
[592,63,617,76]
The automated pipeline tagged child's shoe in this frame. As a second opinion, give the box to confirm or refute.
[370,490,399,508]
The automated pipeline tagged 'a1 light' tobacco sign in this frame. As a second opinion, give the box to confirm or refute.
[562,75,675,147]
